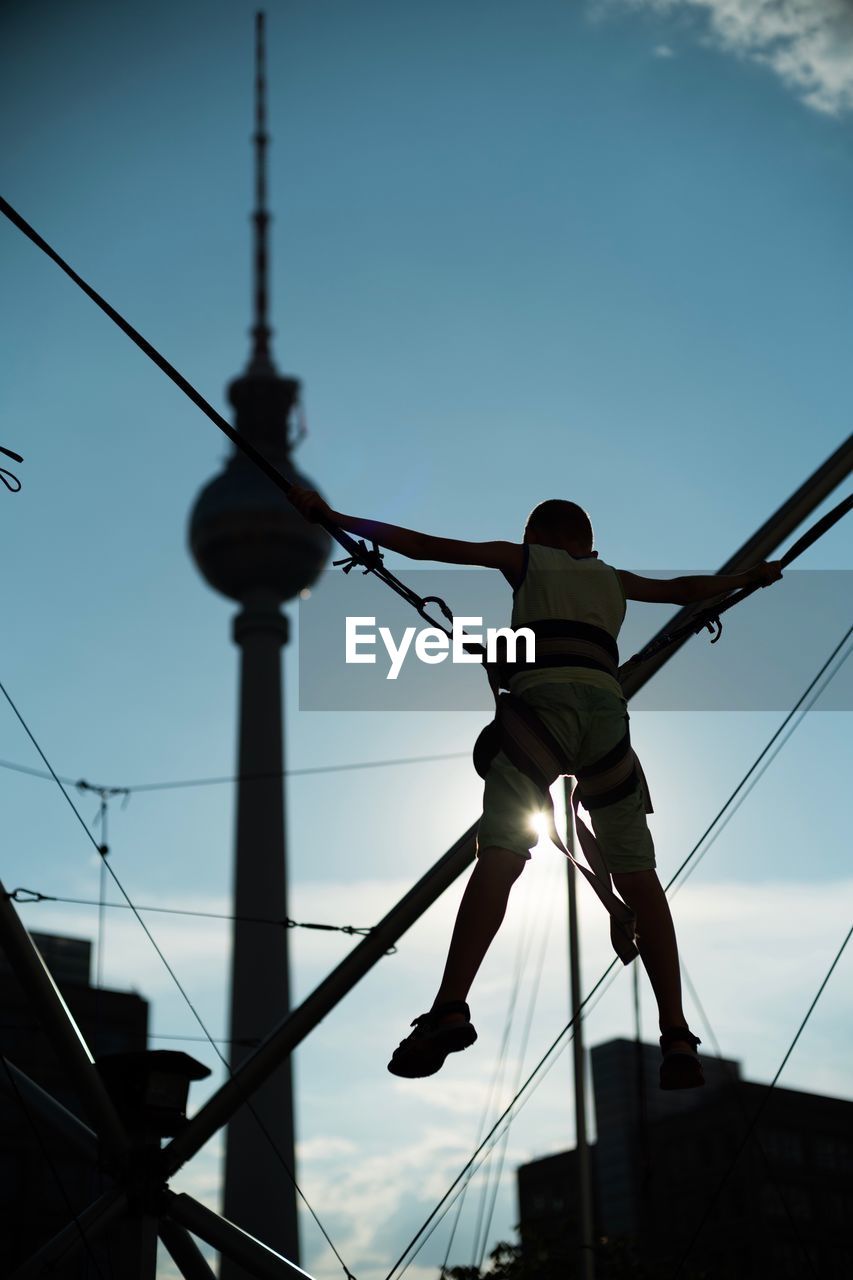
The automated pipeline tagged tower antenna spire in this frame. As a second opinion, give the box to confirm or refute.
[250,10,273,370]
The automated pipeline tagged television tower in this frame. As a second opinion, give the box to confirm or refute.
[188,12,329,1270]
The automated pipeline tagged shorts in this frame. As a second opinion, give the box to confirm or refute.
[476,682,656,873]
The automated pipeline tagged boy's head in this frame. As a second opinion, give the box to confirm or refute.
[523,499,595,555]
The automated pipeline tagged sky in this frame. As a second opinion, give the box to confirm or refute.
[1,1,851,1277]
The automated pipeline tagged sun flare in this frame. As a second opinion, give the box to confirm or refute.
[529,810,547,839]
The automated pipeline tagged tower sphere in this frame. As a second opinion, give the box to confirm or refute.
[188,368,329,603]
[190,7,330,605]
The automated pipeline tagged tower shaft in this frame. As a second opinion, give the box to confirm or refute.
[221,590,298,1274]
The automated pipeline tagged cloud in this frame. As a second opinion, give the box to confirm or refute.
[654,42,677,56]
[607,0,853,115]
[296,1120,534,1280]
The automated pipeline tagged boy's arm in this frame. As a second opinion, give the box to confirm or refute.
[289,486,525,584]
[617,562,783,605]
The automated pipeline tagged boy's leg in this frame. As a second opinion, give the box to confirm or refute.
[432,848,526,1020]
[387,846,526,1076]
[611,868,690,1046]
[387,749,534,1077]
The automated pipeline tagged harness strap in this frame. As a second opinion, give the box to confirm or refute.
[575,729,653,813]
[475,693,645,965]
[489,618,620,689]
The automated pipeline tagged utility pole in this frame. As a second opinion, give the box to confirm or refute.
[564,778,595,1280]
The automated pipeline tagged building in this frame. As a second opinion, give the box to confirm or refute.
[0,929,148,1275]
[518,1037,853,1278]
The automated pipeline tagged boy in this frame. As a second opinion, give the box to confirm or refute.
[290,487,782,1090]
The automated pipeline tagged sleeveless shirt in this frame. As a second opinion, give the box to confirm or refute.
[509,543,626,700]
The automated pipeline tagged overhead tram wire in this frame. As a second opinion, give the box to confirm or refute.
[0,749,469,795]
[386,625,851,1280]
[671,924,852,1280]
[10,889,390,940]
[0,676,356,1280]
[0,675,222,1047]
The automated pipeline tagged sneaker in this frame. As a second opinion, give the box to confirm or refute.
[388,1001,477,1078]
[659,1026,705,1091]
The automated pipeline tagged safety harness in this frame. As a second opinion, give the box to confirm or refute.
[474,619,649,966]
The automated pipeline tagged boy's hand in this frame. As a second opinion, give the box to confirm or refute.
[748,560,783,588]
[290,485,334,525]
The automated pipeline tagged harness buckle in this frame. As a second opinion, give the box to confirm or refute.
[706,615,723,644]
[333,540,385,575]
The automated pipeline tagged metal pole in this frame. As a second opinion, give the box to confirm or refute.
[0,1056,99,1162]
[9,1186,129,1280]
[564,779,595,1280]
[166,1192,316,1280]
[158,1219,219,1280]
[162,828,478,1176]
[620,433,852,696]
[0,878,129,1167]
